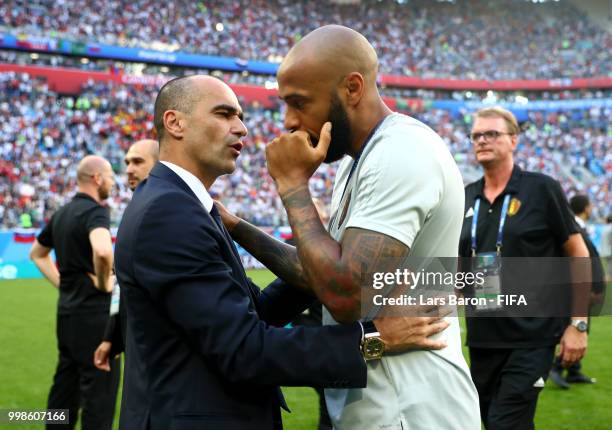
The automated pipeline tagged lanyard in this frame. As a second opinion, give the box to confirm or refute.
[471,194,511,256]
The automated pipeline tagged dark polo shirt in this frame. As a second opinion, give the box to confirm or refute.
[38,192,111,314]
[459,165,579,348]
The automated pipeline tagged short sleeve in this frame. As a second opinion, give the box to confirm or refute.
[545,178,579,246]
[86,205,111,233]
[37,217,54,248]
[344,126,444,248]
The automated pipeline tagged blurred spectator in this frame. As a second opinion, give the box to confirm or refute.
[0,71,609,232]
[0,0,609,80]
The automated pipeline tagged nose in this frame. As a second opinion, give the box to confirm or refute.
[283,107,300,132]
[232,117,248,138]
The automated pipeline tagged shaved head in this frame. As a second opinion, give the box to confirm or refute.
[77,155,112,185]
[125,139,159,190]
[76,155,115,200]
[279,25,379,86]
[277,25,383,163]
[129,139,159,160]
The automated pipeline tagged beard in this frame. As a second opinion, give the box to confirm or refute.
[322,93,352,163]
[98,186,109,200]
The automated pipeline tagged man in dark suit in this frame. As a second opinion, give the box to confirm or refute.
[114,75,450,430]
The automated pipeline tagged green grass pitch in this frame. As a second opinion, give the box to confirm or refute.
[1,271,611,429]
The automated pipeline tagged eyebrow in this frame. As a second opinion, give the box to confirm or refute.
[279,93,308,103]
[212,104,243,121]
[125,156,145,163]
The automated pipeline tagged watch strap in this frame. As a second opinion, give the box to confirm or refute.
[362,320,378,335]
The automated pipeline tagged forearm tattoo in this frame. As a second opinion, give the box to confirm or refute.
[281,185,409,321]
[231,218,308,291]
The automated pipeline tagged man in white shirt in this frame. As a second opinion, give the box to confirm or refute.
[221,25,480,429]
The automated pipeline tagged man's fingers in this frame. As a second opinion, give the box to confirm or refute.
[557,342,565,360]
[315,122,332,157]
[425,320,450,336]
[561,347,584,368]
[418,339,448,350]
[417,304,453,318]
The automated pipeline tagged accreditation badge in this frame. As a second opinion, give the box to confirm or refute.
[472,252,503,311]
[109,281,120,316]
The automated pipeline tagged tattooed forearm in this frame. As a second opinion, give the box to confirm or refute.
[281,185,331,246]
[281,184,410,323]
[231,218,309,291]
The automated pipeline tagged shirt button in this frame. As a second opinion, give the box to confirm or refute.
[488,209,493,213]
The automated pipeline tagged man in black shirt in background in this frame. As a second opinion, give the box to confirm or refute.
[30,155,119,430]
[459,107,590,430]
[549,194,606,388]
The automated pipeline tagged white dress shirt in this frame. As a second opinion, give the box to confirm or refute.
[160,161,214,212]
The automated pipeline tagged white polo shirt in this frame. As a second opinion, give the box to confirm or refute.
[324,113,480,430]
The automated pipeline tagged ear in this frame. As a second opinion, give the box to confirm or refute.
[92,172,103,187]
[510,134,518,150]
[343,72,365,107]
[163,110,185,139]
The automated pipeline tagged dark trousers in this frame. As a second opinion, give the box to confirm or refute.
[469,346,555,430]
[47,312,120,430]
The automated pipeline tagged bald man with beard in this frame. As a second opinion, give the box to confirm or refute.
[219,25,481,429]
[30,155,119,430]
[94,139,159,372]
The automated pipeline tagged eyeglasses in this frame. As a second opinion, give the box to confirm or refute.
[470,130,514,142]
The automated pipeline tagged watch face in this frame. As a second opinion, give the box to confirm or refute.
[364,337,385,359]
[577,321,588,332]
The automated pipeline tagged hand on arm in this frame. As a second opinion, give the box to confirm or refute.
[215,201,309,291]
[89,227,114,293]
[29,240,60,288]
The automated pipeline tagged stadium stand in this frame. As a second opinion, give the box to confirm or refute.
[1,0,609,79]
[0,71,608,232]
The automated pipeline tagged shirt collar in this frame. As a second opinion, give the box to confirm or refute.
[475,164,522,199]
[574,215,586,229]
[160,161,214,212]
[74,192,99,204]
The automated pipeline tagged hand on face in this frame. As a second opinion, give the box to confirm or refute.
[266,122,331,196]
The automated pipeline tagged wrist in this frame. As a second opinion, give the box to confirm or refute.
[359,321,386,361]
[277,180,309,198]
[569,319,588,333]
[225,214,241,233]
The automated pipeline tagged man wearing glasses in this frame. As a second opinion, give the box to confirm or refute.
[458,107,590,429]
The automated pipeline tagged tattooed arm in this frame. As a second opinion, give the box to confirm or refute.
[281,184,409,323]
[220,207,309,291]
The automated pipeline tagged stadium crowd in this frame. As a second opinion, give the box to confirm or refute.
[2,50,610,103]
[0,71,609,231]
[1,0,609,80]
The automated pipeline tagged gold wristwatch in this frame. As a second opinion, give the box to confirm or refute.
[361,321,385,361]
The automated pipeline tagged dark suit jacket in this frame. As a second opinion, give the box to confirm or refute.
[115,163,366,430]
